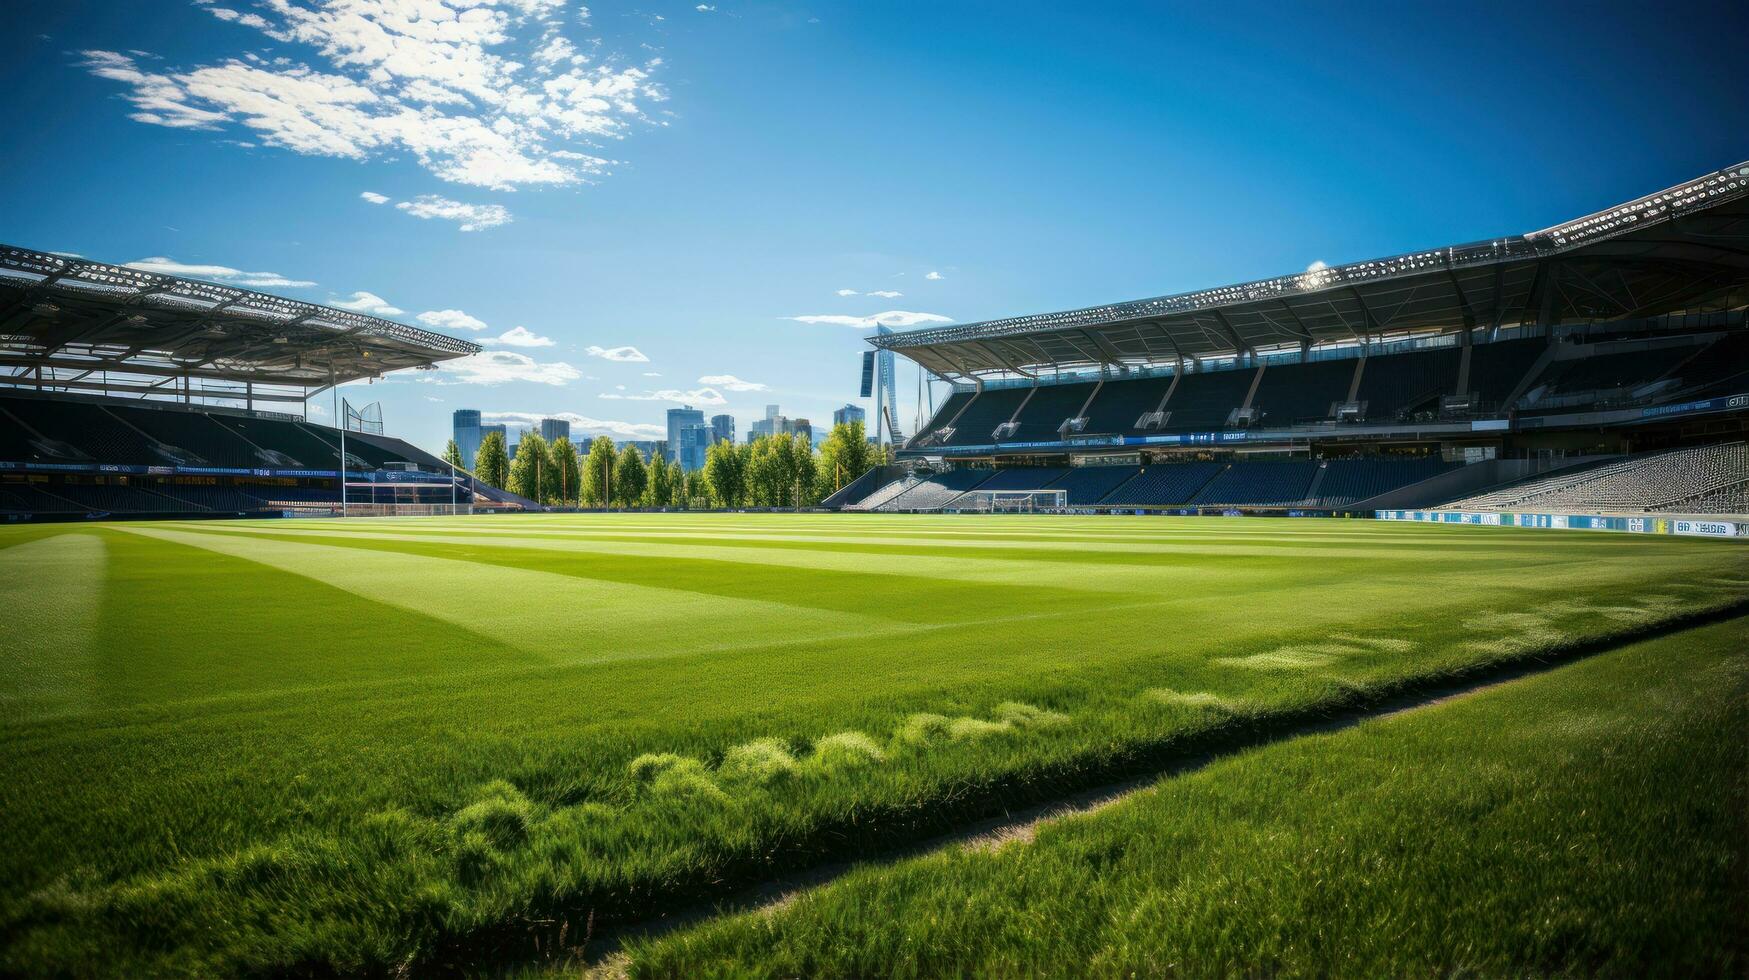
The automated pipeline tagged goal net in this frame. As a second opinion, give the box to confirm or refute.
[948,488,1069,513]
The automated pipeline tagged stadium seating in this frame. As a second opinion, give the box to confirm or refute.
[1048,466,1141,504]
[843,475,919,511]
[1658,332,1749,399]
[945,387,1032,443]
[1008,383,1096,441]
[1192,459,1320,506]
[1079,376,1172,434]
[877,469,992,511]
[1098,461,1224,505]
[1353,345,1461,421]
[1249,358,1355,427]
[0,484,83,513]
[212,415,343,469]
[1313,457,1456,506]
[153,485,274,511]
[1462,338,1546,409]
[977,467,1069,491]
[1445,443,1747,514]
[1160,367,1259,431]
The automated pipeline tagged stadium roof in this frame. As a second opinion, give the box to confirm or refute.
[874,162,1749,379]
[0,244,481,402]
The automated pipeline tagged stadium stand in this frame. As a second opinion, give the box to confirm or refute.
[977,467,1069,491]
[1314,457,1457,506]
[1352,344,1462,422]
[1048,465,1141,504]
[1461,337,1546,410]
[1444,444,1747,514]
[1192,459,1321,506]
[1098,461,1225,506]
[1079,376,1172,434]
[844,474,919,511]
[878,469,992,511]
[1248,358,1355,426]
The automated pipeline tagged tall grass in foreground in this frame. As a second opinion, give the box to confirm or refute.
[625,616,1749,978]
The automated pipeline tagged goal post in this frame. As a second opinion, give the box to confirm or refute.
[946,488,1069,513]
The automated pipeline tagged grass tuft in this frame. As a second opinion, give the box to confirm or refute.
[810,731,886,770]
[718,738,799,785]
[992,701,1070,728]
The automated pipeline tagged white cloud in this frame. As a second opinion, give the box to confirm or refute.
[331,290,403,315]
[395,194,512,232]
[433,350,581,385]
[124,256,315,289]
[78,3,665,192]
[359,190,389,204]
[486,325,554,347]
[585,344,649,362]
[866,289,902,298]
[835,288,859,297]
[697,373,767,391]
[784,310,953,329]
[416,308,488,331]
[925,271,944,280]
[642,371,662,376]
[600,387,727,406]
[1306,260,1328,272]
[484,410,662,440]
[695,3,716,10]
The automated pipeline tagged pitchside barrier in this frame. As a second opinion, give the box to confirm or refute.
[1376,509,1748,539]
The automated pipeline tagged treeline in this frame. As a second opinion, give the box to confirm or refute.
[443,420,889,509]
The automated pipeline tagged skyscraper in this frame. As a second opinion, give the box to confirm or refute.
[832,404,865,428]
[452,409,482,468]
[539,417,570,443]
[665,405,706,463]
[792,418,813,445]
[677,422,713,473]
[710,414,734,445]
[749,403,786,442]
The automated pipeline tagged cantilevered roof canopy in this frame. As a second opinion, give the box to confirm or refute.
[0,245,481,402]
[874,163,1749,379]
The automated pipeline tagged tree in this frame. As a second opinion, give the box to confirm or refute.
[475,430,510,490]
[614,444,648,507]
[546,436,580,506]
[816,420,874,500]
[792,432,819,507]
[582,435,616,506]
[507,430,549,502]
[645,450,672,508]
[703,438,745,508]
[442,438,465,471]
[745,436,781,507]
[667,458,687,508]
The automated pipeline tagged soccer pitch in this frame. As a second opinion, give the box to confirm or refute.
[1,514,1744,975]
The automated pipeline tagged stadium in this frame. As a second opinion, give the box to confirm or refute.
[837,162,1749,531]
[0,163,1745,979]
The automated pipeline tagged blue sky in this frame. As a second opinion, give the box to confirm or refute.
[2,0,1745,454]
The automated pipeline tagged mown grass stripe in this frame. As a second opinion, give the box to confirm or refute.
[0,533,106,718]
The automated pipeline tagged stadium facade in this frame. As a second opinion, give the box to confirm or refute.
[0,245,538,519]
[841,163,1749,527]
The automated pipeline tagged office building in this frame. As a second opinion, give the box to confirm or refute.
[539,417,570,443]
[665,405,706,463]
[676,422,713,473]
[833,404,865,428]
[710,413,735,445]
[452,409,482,468]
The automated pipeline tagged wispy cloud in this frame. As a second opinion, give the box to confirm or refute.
[331,291,402,316]
[697,374,767,391]
[78,0,665,192]
[125,256,315,289]
[416,309,488,331]
[395,194,512,232]
[599,387,726,405]
[432,351,581,386]
[784,310,953,329]
[485,325,554,347]
[484,410,663,440]
[359,190,389,204]
[866,289,902,298]
[925,271,944,280]
[835,288,859,297]
[585,344,649,362]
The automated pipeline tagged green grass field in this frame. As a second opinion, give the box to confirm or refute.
[0,514,1744,975]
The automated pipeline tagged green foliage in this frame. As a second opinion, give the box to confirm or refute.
[473,430,509,489]
[581,435,616,506]
[644,450,672,508]
[702,439,745,507]
[614,445,648,507]
[544,436,580,506]
[0,516,1742,976]
[816,420,875,499]
[442,438,464,471]
[506,431,548,502]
